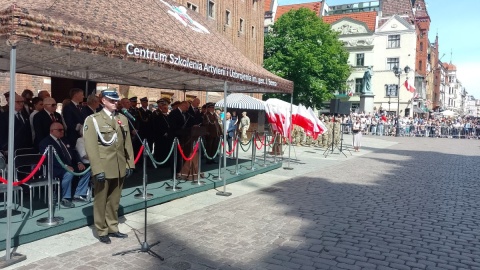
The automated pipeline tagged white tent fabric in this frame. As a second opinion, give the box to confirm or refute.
[441,110,457,116]
[215,93,265,110]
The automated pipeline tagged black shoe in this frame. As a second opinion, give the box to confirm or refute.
[60,199,75,208]
[108,232,128,238]
[73,195,88,202]
[99,235,111,244]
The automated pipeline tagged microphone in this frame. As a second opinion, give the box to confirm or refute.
[121,108,136,122]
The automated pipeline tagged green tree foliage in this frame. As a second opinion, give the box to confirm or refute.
[263,8,350,108]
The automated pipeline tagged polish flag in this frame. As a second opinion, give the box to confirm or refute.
[294,104,315,137]
[404,79,416,93]
[307,107,327,139]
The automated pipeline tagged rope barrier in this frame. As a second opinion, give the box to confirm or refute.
[0,154,46,186]
[53,149,91,176]
[239,137,252,152]
[221,138,238,155]
[200,138,222,160]
[149,139,176,165]
[253,135,263,150]
[134,145,145,165]
[177,141,200,161]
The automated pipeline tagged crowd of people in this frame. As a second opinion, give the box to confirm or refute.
[0,88,255,244]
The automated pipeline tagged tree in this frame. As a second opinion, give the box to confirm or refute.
[263,8,350,108]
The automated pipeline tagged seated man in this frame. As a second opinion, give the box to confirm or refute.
[39,122,90,208]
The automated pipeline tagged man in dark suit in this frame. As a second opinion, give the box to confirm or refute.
[81,94,101,117]
[0,93,33,152]
[63,88,87,146]
[187,98,203,125]
[203,103,222,164]
[225,112,236,157]
[33,97,64,149]
[151,98,173,166]
[168,101,191,173]
[137,97,153,158]
[39,122,90,208]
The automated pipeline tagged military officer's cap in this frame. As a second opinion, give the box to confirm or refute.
[3,92,9,98]
[101,89,120,101]
[156,98,170,105]
[129,96,138,103]
[206,102,215,108]
[140,97,148,102]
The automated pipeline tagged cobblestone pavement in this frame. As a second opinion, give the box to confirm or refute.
[11,137,480,269]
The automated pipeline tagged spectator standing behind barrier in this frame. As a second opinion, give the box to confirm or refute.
[63,88,86,146]
[352,118,362,152]
[83,90,135,245]
[0,93,33,153]
[39,122,90,208]
[239,111,250,143]
[225,112,236,157]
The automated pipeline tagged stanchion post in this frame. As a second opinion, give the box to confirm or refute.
[234,136,240,175]
[135,140,153,199]
[166,138,181,191]
[37,145,64,227]
[215,137,223,181]
[250,137,256,171]
[273,132,278,164]
[262,133,267,167]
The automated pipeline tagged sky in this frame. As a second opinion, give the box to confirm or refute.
[279,0,480,98]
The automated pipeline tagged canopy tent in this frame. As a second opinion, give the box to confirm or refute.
[413,107,425,114]
[0,0,293,94]
[0,0,294,263]
[441,110,457,117]
[215,93,265,110]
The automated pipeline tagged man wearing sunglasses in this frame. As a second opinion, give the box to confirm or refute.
[33,97,64,149]
[83,90,135,244]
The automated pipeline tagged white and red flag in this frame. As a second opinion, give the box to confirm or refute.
[404,79,415,93]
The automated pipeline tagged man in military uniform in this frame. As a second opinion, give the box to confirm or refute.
[239,111,250,144]
[137,97,153,164]
[203,103,222,164]
[151,98,172,166]
[83,90,135,244]
[333,117,341,147]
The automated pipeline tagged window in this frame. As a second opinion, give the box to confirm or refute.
[208,1,215,18]
[264,26,269,34]
[419,60,422,71]
[225,10,231,25]
[187,2,198,12]
[388,35,400,48]
[253,0,258,10]
[386,57,399,70]
[420,42,423,51]
[356,53,364,66]
[239,18,244,33]
[251,26,256,39]
[355,78,363,93]
[385,84,398,97]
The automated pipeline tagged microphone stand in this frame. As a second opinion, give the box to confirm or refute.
[112,111,163,261]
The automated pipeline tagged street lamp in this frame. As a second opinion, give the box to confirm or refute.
[393,65,410,137]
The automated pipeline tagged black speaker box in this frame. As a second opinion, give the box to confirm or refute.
[338,101,352,115]
[330,99,340,114]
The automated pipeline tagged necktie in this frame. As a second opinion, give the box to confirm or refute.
[58,139,72,164]
[16,112,24,123]
[50,113,56,122]
[77,104,82,111]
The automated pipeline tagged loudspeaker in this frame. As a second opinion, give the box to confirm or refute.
[330,99,340,114]
[338,101,352,115]
[404,108,410,117]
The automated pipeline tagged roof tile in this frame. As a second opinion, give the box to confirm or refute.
[275,1,322,21]
[322,11,377,32]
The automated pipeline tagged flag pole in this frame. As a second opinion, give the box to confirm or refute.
[284,94,294,170]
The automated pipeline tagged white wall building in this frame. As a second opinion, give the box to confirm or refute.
[372,15,417,117]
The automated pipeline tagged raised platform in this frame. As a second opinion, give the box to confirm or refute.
[0,157,281,250]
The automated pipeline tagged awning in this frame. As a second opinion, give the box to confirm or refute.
[0,0,293,94]
[215,93,265,110]
[413,107,425,113]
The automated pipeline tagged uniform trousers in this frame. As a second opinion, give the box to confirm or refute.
[94,176,124,237]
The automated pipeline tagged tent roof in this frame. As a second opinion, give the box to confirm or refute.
[0,0,293,93]
[215,93,265,110]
